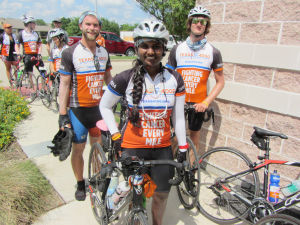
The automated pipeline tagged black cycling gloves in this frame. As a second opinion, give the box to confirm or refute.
[59,114,71,128]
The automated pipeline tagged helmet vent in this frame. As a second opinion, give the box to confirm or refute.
[153,24,160,32]
[144,23,150,32]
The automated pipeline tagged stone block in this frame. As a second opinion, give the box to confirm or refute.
[200,128,226,147]
[206,4,224,23]
[208,23,240,42]
[263,0,300,21]
[230,103,267,127]
[223,63,235,81]
[225,1,262,22]
[281,22,300,46]
[282,137,300,161]
[273,69,300,94]
[240,23,280,44]
[214,99,231,117]
[267,112,300,139]
[235,65,273,87]
[210,0,243,3]
[227,137,258,163]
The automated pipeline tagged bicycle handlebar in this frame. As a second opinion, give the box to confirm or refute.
[184,104,215,124]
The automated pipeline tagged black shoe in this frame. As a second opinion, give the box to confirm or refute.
[75,187,86,201]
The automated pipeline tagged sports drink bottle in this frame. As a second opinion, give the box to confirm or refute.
[268,170,280,203]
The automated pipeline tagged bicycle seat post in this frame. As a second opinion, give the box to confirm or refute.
[262,136,271,198]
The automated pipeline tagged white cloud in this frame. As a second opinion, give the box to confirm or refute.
[98,0,126,6]
[61,0,75,7]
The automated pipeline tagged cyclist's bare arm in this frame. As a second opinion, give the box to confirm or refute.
[194,70,225,112]
[59,74,71,116]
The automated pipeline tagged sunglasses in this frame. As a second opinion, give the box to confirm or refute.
[191,18,208,26]
[94,55,100,71]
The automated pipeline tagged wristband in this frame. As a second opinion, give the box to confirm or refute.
[112,132,121,141]
[202,100,209,107]
[179,143,189,150]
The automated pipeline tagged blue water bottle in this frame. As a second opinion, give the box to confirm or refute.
[268,170,280,203]
[106,171,119,209]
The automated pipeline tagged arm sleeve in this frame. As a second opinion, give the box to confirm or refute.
[171,94,187,146]
[100,90,121,135]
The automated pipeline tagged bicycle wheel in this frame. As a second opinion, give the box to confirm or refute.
[18,72,37,103]
[126,211,148,225]
[176,136,200,209]
[37,75,51,108]
[50,78,59,112]
[88,143,108,225]
[256,214,300,225]
[197,147,260,224]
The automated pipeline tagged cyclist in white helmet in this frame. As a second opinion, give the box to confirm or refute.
[46,18,69,56]
[48,28,68,77]
[167,5,225,156]
[100,19,188,225]
[15,15,45,87]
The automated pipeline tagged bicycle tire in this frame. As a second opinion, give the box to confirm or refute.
[18,72,37,103]
[197,147,260,224]
[176,136,200,209]
[37,75,52,108]
[88,143,109,225]
[51,78,59,112]
[126,211,148,225]
[256,214,300,225]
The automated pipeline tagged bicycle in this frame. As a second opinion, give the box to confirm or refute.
[12,56,39,103]
[256,213,300,225]
[173,104,214,210]
[196,126,300,224]
[49,72,60,112]
[36,64,53,108]
[88,143,187,224]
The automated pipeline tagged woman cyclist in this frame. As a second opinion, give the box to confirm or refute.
[100,19,188,225]
[48,28,68,81]
[0,23,19,87]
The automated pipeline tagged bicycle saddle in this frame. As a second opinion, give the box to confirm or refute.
[253,127,288,139]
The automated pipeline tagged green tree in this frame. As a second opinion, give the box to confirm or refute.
[64,17,81,36]
[35,19,47,26]
[136,0,196,41]
[120,23,138,31]
[101,18,120,35]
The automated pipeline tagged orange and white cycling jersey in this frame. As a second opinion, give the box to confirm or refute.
[96,34,105,47]
[59,42,112,107]
[107,67,185,149]
[49,45,68,72]
[17,30,41,55]
[166,41,223,103]
[0,33,19,56]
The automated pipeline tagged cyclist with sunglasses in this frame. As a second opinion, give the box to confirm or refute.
[100,19,188,225]
[166,5,225,155]
[58,11,112,201]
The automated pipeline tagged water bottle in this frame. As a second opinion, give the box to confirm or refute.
[281,179,300,197]
[268,170,280,203]
[17,70,23,81]
[106,171,119,209]
[112,181,130,206]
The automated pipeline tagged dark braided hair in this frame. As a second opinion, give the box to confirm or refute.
[129,59,165,127]
[128,59,146,126]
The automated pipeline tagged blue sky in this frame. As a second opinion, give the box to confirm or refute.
[0,0,151,25]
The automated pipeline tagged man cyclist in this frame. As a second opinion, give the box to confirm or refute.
[58,11,112,201]
[46,18,69,56]
[166,5,225,155]
[15,15,45,87]
[100,19,188,225]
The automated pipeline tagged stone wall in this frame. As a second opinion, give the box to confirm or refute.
[196,0,300,184]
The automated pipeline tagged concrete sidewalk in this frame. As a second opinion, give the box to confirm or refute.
[12,100,216,225]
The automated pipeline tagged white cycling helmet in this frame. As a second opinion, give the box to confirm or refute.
[188,5,211,19]
[22,15,35,24]
[133,19,169,44]
[50,28,65,39]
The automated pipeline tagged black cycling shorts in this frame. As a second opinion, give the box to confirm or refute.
[186,102,205,131]
[23,54,44,73]
[122,147,174,193]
